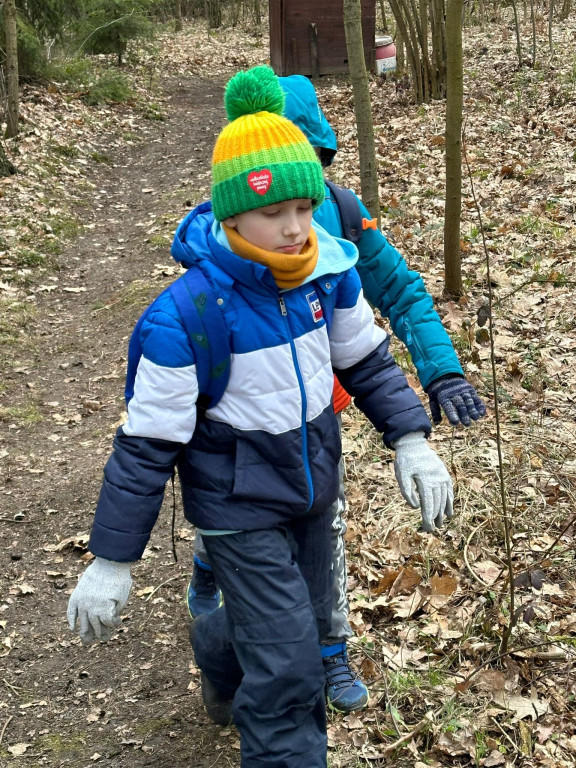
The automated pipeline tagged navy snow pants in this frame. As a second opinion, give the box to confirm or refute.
[192,511,332,768]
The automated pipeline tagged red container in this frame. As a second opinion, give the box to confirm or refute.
[375,35,396,74]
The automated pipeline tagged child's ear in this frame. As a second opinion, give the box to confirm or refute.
[223,216,237,229]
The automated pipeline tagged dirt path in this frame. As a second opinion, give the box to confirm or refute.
[1,76,244,767]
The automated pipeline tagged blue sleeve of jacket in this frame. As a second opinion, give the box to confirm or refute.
[315,190,464,389]
[89,430,182,562]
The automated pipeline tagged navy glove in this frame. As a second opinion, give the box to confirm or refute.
[426,375,486,427]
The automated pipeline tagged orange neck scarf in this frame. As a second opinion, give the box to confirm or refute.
[223,224,319,289]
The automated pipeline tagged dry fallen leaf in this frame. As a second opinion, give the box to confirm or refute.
[8,744,32,756]
[483,750,506,766]
[492,691,549,721]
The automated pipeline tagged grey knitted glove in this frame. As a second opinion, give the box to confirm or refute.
[426,375,486,426]
[392,431,454,532]
[67,557,133,644]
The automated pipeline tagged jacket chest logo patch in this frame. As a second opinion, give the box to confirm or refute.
[247,169,272,195]
[306,291,324,323]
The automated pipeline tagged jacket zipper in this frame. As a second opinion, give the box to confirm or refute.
[278,296,313,509]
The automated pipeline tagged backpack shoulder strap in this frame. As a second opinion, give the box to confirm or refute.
[325,179,363,245]
[169,265,231,410]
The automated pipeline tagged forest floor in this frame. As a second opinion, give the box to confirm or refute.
[1,11,576,768]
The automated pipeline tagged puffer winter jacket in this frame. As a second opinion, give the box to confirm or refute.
[89,204,431,562]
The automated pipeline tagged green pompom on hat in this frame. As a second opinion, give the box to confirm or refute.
[212,65,325,222]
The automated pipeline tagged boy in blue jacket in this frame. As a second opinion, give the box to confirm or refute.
[188,74,486,713]
[67,66,453,768]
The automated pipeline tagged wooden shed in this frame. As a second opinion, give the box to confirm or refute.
[269,0,376,77]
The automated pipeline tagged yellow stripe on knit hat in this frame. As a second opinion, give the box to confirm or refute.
[212,138,314,185]
[212,111,310,165]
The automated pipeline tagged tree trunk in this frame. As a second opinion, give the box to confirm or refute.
[4,0,19,139]
[548,0,553,56]
[175,0,183,31]
[378,0,389,30]
[419,0,428,62]
[229,0,240,26]
[343,0,380,225]
[430,0,447,97]
[510,0,523,68]
[205,0,222,28]
[0,140,17,176]
[389,0,424,101]
[396,27,405,69]
[443,0,464,297]
[530,0,536,68]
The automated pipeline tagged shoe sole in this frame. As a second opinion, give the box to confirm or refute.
[201,673,234,726]
[327,694,368,714]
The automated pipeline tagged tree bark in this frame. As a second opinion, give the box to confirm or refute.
[510,0,523,67]
[396,27,405,69]
[205,0,222,28]
[548,0,554,56]
[530,0,536,68]
[443,0,464,297]
[388,0,423,101]
[0,140,17,176]
[4,0,19,139]
[174,0,183,31]
[378,0,388,30]
[430,0,447,98]
[343,0,380,225]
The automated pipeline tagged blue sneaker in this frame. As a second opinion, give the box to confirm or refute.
[186,557,222,618]
[323,643,369,713]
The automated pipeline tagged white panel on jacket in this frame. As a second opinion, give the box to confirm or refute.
[330,295,388,369]
[293,324,334,422]
[123,357,198,443]
[209,332,333,434]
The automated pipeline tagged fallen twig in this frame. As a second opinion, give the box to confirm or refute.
[0,715,13,747]
[380,717,428,755]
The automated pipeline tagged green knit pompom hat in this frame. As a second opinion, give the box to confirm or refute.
[211,65,325,222]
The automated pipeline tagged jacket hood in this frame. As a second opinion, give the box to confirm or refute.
[280,76,337,163]
[171,201,213,269]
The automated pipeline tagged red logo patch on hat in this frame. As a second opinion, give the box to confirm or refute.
[248,169,272,195]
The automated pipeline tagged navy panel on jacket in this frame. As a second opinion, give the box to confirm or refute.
[178,404,342,531]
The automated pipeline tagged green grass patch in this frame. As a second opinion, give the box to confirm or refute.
[0,300,37,343]
[0,403,43,425]
[49,142,80,159]
[83,70,134,106]
[50,213,83,240]
[90,151,112,164]
[138,101,166,121]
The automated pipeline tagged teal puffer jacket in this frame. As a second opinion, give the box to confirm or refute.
[280,75,463,389]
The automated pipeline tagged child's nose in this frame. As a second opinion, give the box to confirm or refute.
[282,214,301,236]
